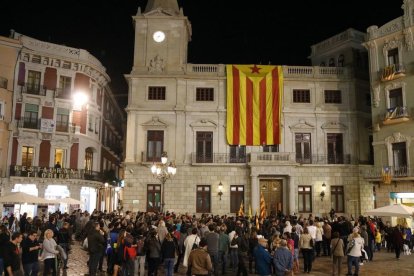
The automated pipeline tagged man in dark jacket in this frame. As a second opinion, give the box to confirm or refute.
[205,224,219,276]
[87,222,105,276]
[21,230,41,276]
[4,232,23,276]
[57,222,71,269]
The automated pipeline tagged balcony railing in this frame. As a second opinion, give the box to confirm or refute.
[296,154,352,164]
[364,166,413,179]
[192,153,247,164]
[55,123,76,133]
[16,117,40,130]
[381,64,406,82]
[9,165,103,181]
[383,106,410,125]
[249,152,296,163]
[20,82,46,96]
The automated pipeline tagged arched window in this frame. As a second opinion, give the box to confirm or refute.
[329,58,335,67]
[338,54,345,67]
[85,147,94,173]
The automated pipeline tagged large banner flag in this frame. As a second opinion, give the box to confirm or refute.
[226,64,283,146]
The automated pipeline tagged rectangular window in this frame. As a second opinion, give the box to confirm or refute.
[88,114,94,131]
[392,142,407,176]
[23,103,39,129]
[387,48,399,65]
[229,145,246,163]
[298,186,312,212]
[56,108,69,132]
[295,133,311,163]
[389,88,403,109]
[54,148,65,168]
[196,132,213,163]
[147,184,161,212]
[293,89,310,103]
[196,87,214,101]
[27,70,41,94]
[324,90,342,104]
[331,186,344,213]
[230,185,244,213]
[263,145,279,152]
[147,130,164,162]
[148,86,166,100]
[327,133,343,164]
[22,146,34,167]
[58,76,72,98]
[196,185,211,213]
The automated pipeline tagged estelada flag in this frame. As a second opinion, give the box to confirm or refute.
[226,64,283,146]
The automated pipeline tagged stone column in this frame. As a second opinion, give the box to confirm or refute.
[251,175,259,214]
[289,177,296,216]
[69,184,81,200]
[37,184,46,198]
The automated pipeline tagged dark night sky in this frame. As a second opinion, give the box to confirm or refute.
[0,0,403,109]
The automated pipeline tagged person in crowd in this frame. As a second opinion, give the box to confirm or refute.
[187,238,212,276]
[218,224,230,275]
[19,213,28,234]
[21,230,41,276]
[42,229,59,276]
[290,227,300,273]
[4,232,24,276]
[135,233,147,276]
[231,228,249,276]
[0,225,11,275]
[161,232,177,276]
[248,229,258,274]
[315,222,324,257]
[183,228,199,268]
[322,220,332,256]
[375,228,382,251]
[330,231,344,276]
[157,220,169,243]
[228,226,239,272]
[57,221,71,269]
[253,237,272,276]
[299,227,313,274]
[147,228,162,276]
[273,239,293,276]
[392,224,404,260]
[87,221,105,276]
[204,224,219,276]
[346,230,364,276]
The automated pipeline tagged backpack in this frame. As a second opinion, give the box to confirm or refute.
[124,245,137,260]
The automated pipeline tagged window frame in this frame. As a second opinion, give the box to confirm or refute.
[147,130,164,162]
[330,185,345,213]
[147,184,161,212]
[148,86,166,100]
[196,87,214,102]
[295,133,311,163]
[327,133,344,164]
[229,145,246,163]
[21,146,34,167]
[230,185,244,213]
[196,131,213,163]
[292,89,310,103]
[324,90,342,104]
[298,185,312,213]
[196,185,211,213]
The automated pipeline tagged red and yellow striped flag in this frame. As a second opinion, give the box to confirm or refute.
[226,64,283,146]
[260,192,267,219]
[238,200,244,217]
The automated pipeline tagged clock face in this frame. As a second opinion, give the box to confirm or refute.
[153,31,165,43]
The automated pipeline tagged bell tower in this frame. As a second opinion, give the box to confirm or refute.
[131,0,192,74]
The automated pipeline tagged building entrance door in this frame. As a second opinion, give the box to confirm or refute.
[260,179,283,216]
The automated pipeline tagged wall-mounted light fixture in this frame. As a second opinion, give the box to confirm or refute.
[320,182,326,201]
[218,181,223,200]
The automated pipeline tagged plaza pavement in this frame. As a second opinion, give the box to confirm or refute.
[61,241,414,276]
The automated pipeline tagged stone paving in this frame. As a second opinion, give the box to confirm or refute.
[61,241,414,276]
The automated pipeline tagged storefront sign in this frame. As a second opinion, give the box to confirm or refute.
[12,165,81,179]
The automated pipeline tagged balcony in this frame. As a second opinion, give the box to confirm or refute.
[296,154,352,165]
[9,165,103,182]
[249,152,296,164]
[382,106,410,125]
[20,82,46,96]
[16,117,40,130]
[55,123,76,133]
[381,64,406,82]
[363,166,414,182]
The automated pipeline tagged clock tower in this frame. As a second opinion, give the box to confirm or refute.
[131,0,192,74]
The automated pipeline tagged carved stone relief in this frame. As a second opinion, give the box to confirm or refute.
[403,28,414,50]
[148,55,165,73]
[371,84,380,107]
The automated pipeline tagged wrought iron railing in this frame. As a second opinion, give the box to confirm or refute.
[16,117,40,130]
[191,153,247,164]
[381,63,406,81]
[364,166,412,178]
[296,154,352,164]
[55,87,72,99]
[383,106,410,121]
[20,82,46,96]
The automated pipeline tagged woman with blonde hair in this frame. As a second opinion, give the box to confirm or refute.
[299,227,313,273]
[42,229,59,276]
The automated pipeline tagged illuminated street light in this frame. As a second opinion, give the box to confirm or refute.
[150,151,177,213]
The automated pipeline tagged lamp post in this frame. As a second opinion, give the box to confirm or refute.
[320,182,327,201]
[150,152,177,213]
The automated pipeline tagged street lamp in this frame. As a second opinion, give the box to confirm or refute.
[320,182,327,201]
[150,151,177,213]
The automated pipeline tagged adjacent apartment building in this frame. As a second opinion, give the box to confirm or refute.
[0,32,125,217]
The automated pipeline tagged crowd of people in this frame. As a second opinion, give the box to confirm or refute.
[0,208,413,276]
